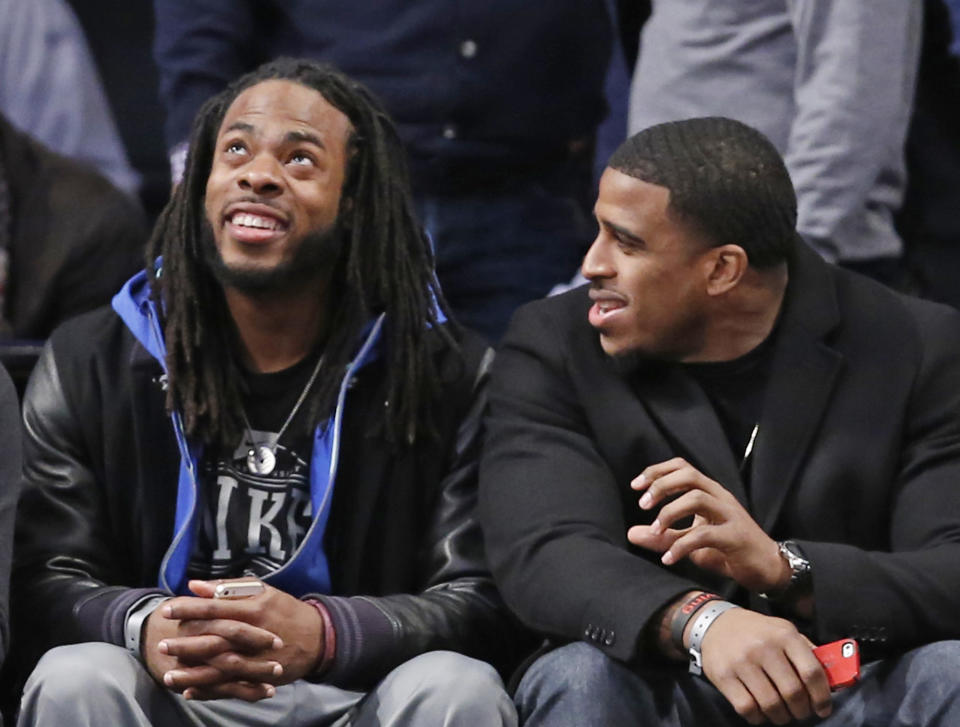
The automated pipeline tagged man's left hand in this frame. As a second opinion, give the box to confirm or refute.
[627,457,789,593]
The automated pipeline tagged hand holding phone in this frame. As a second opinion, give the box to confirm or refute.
[213,580,265,599]
[813,638,860,690]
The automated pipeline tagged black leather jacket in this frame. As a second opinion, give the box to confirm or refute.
[13,306,517,687]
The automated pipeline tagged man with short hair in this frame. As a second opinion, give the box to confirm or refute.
[14,58,516,726]
[480,117,960,725]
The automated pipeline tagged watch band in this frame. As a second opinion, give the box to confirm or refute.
[760,540,812,601]
[124,595,170,658]
[688,601,740,675]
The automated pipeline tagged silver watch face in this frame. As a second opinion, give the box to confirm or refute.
[780,541,811,578]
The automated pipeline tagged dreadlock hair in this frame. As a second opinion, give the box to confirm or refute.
[608,117,797,268]
[145,57,458,450]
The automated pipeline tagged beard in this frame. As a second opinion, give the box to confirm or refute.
[201,218,346,295]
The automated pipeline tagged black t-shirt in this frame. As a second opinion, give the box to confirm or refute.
[187,352,323,580]
[681,330,777,491]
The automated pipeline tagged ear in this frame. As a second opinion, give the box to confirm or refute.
[704,245,749,296]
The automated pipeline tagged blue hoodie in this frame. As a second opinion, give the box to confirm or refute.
[112,270,386,597]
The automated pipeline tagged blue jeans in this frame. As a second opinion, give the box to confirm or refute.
[416,165,593,342]
[516,641,960,726]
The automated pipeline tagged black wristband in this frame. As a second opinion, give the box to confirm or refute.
[670,592,722,652]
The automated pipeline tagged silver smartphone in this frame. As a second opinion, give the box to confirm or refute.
[213,580,265,599]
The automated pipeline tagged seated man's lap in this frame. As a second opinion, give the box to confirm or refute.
[20,644,516,727]
[515,641,960,727]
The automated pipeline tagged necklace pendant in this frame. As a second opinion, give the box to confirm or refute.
[246,445,276,475]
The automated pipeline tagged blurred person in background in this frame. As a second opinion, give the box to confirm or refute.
[0,0,140,198]
[628,1,921,288]
[153,0,613,341]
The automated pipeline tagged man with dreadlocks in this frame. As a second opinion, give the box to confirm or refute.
[480,117,960,726]
[12,58,517,726]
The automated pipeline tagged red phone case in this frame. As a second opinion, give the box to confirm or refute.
[813,639,860,690]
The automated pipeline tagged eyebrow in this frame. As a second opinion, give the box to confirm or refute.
[221,123,327,150]
[284,129,326,150]
[601,218,645,245]
[223,121,255,136]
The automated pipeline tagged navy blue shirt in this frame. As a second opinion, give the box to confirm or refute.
[153,0,613,180]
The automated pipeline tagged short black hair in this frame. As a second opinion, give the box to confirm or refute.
[609,117,796,267]
[146,57,456,448]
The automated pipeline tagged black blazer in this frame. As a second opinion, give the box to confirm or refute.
[480,243,960,665]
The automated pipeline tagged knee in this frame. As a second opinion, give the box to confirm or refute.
[517,642,622,703]
[393,650,506,699]
[385,651,514,723]
[899,640,960,689]
[24,643,139,702]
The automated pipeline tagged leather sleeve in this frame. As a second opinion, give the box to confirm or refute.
[314,345,525,688]
[0,364,21,672]
[13,340,165,661]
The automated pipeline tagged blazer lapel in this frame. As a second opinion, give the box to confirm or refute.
[750,244,843,532]
[632,364,749,509]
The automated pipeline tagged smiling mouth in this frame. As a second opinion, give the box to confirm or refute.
[595,300,625,314]
[224,210,289,244]
[588,293,628,329]
[228,212,287,231]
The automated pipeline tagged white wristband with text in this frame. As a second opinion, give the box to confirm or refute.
[687,600,740,675]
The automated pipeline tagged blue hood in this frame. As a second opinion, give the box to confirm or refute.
[111,269,392,596]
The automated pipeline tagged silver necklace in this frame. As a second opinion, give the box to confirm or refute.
[241,354,324,475]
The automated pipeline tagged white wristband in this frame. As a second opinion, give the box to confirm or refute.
[688,600,740,675]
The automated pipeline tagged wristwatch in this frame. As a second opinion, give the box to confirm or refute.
[761,540,812,601]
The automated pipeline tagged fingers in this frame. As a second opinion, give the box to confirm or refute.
[632,459,727,511]
[735,644,831,724]
[652,488,726,532]
[630,457,688,490]
[711,676,765,726]
[163,655,283,691]
[702,611,833,725]
[164,597,258,622]
[759,657,811,723]
[160,625,281,662]
[784,640,833,719]
[171,618,283,652]
[183,681,277,702]
[660,517,724,565]
[737,663,793,725]
[625,523,683,552]
[187,579,218,598]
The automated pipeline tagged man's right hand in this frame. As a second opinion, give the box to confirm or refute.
[142,596,284,702]
[697,608,832,725]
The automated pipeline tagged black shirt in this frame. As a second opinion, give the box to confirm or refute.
[681,330,778,491]
[188,352,323,580]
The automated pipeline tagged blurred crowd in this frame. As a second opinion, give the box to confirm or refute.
[0,0,956,363]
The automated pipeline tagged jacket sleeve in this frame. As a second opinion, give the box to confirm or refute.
[312,347,525,688]
[13,341,166,661]
[478,303,700,666]
[801,302,960,653]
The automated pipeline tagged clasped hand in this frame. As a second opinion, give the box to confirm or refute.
[627,457,789,594]
[143,578,324,702]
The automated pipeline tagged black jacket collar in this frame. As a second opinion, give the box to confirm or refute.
[630,242,844,526]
